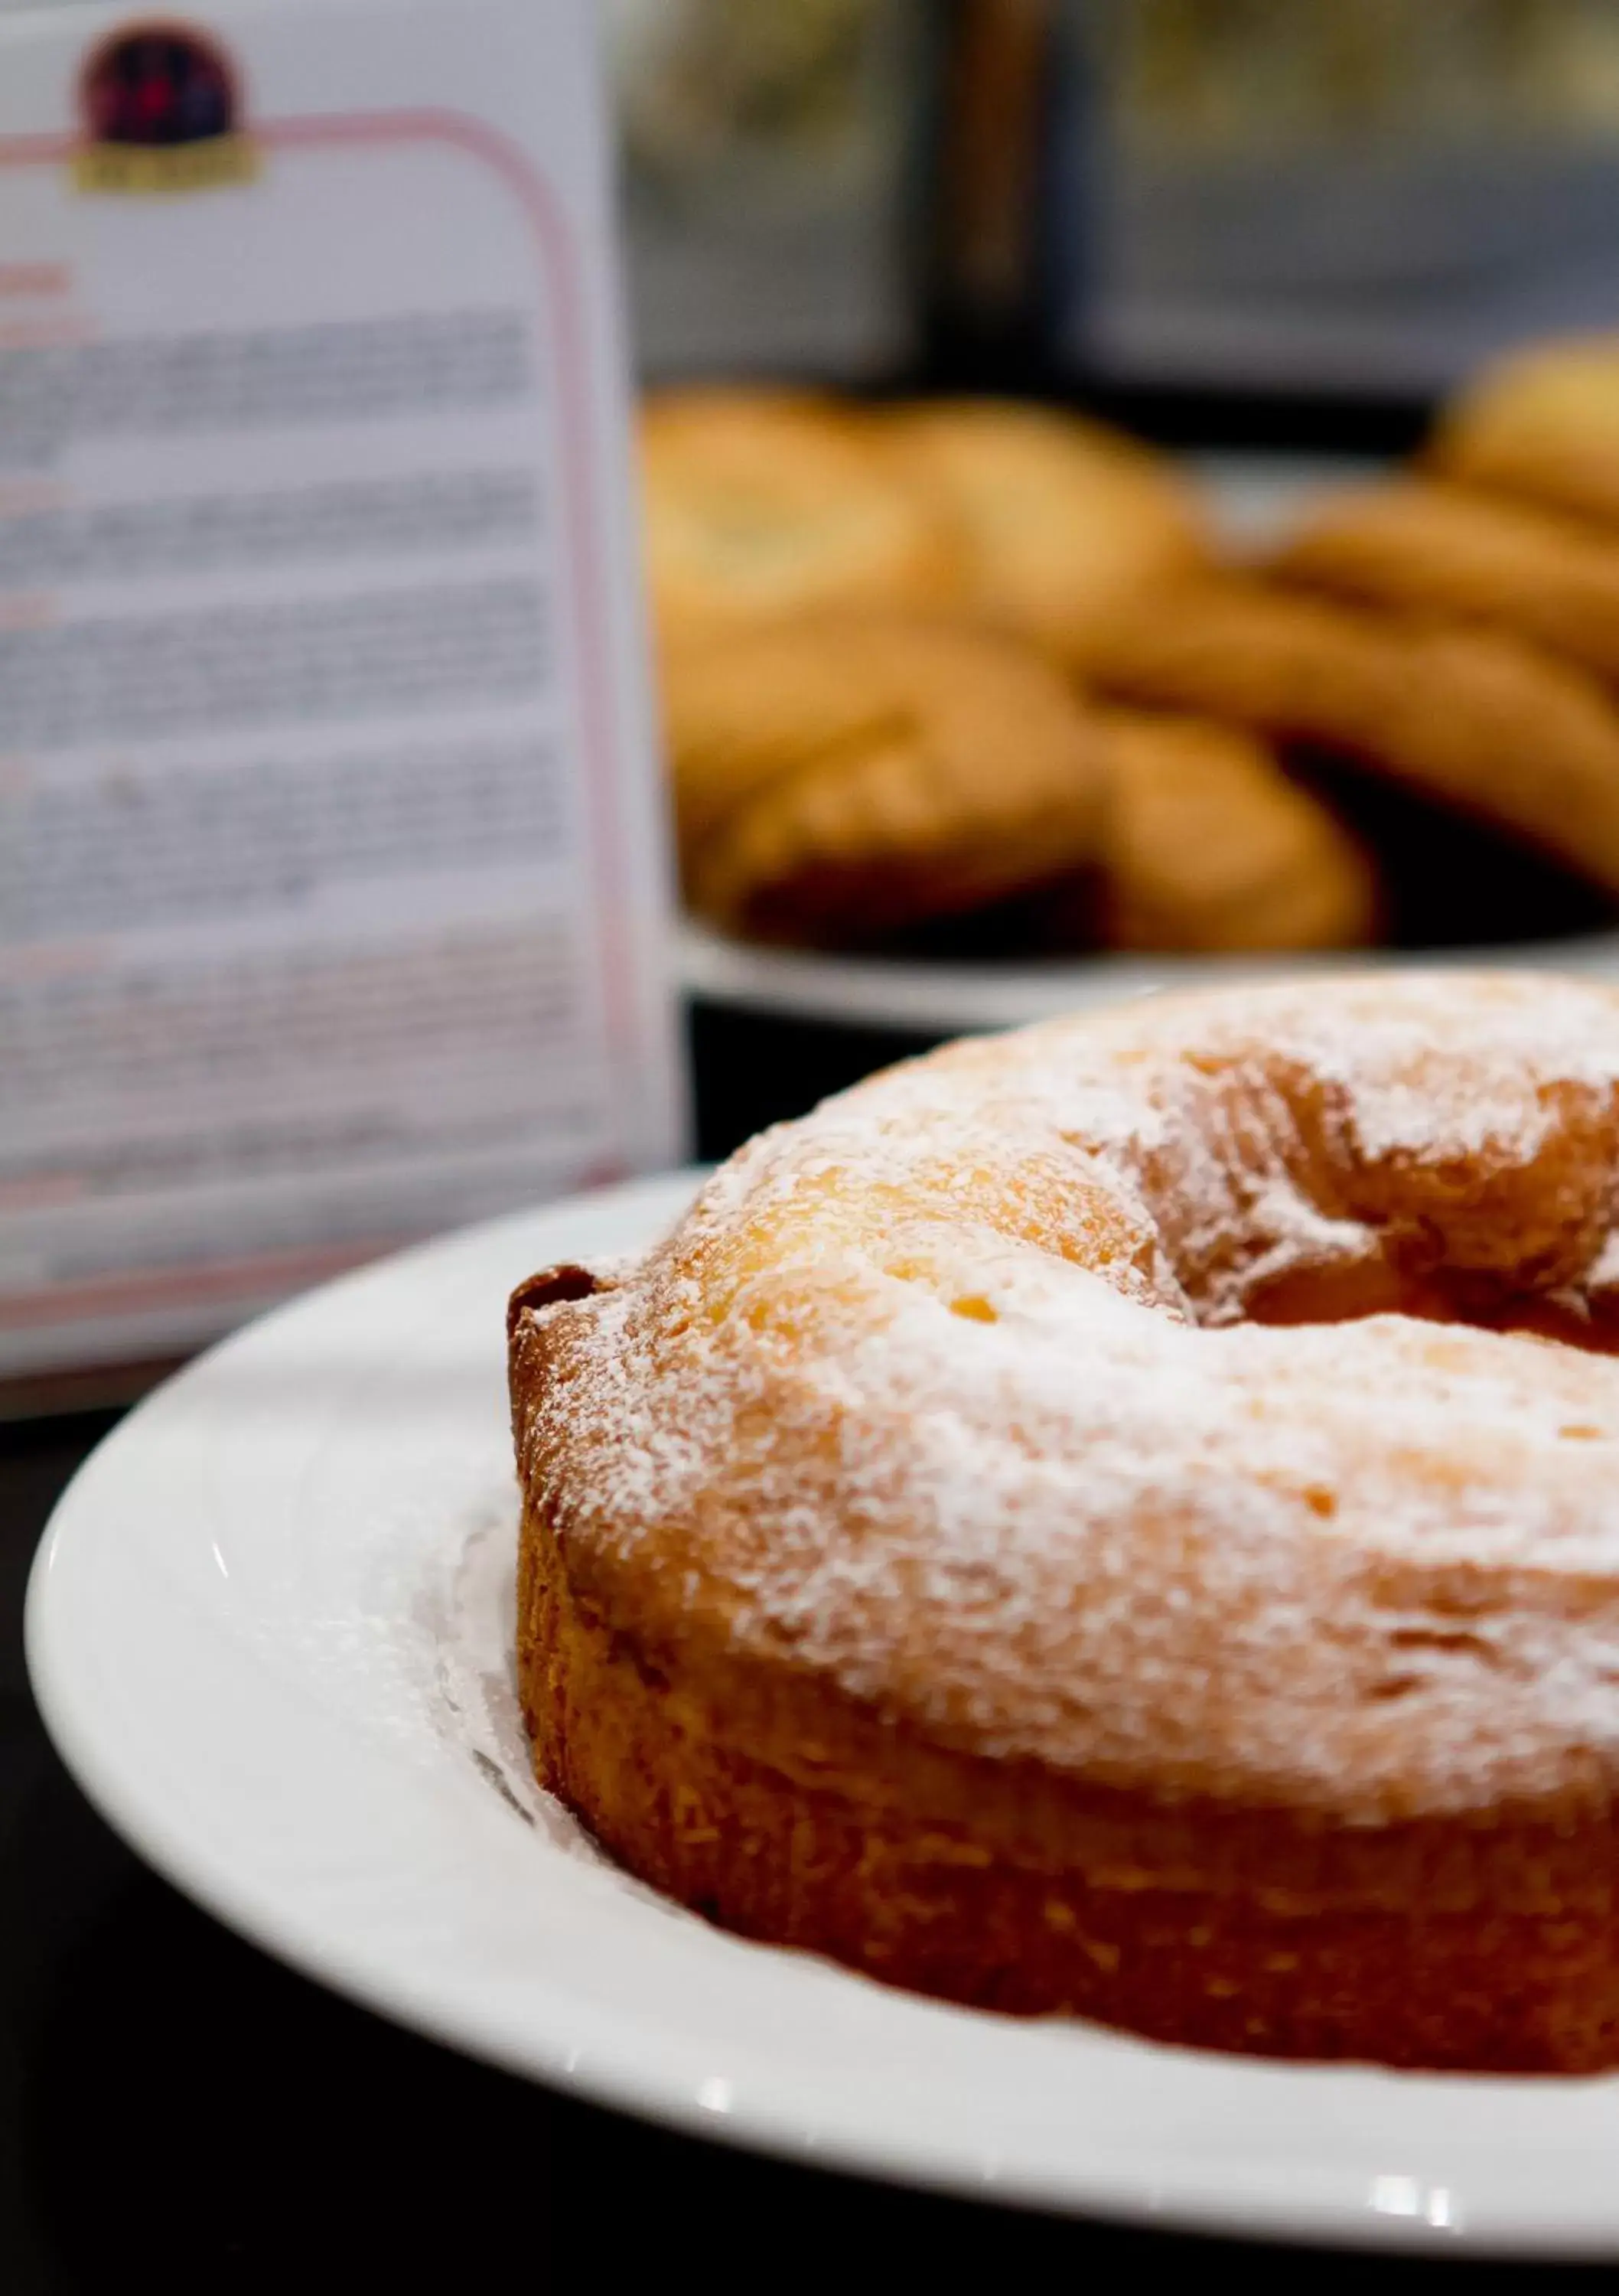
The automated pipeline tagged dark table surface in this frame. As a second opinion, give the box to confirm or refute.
[3,993,1613,2290]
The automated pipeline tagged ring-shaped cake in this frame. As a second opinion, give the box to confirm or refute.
[510,974,1619,2069]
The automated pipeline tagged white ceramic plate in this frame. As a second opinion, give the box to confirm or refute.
[27,1171,1619,2257]
[676,450,1619,1038]
[679,917,1619,1039]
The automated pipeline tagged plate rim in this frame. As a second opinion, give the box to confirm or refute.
[677,917,1619,1036]
[24,1171,1619,2259]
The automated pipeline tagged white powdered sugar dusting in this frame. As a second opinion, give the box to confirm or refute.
[516,973,1619,1820]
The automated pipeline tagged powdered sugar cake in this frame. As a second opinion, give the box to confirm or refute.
[509,972,1619,2069]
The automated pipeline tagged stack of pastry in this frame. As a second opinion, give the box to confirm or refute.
[647,342,1619,958]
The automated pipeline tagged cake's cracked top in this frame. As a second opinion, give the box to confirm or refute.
[510,972,1619,1826]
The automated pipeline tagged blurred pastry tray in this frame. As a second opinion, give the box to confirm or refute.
[676,450,1619,1054]
[679,913,1619,1042]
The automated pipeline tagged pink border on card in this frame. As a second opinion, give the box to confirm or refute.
[265,109,639,1055]
[0,111,639,1330]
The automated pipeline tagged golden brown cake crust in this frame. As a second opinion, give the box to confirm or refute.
[520,1516,1619,2068]
[511,974,1619,2070]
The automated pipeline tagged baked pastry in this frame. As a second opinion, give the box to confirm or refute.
[1432,333,1619,528]
[514,978,1619,2076]
[881,400,1210,668]
[641,390,958,646]
[511,970,1619,2071]
[1087,572,1619,895]
[1086,709,1376,953]
[1273,477,1619,684]
[665,615,1103,945]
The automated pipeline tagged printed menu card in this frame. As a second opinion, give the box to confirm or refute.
[0,0,682,1380]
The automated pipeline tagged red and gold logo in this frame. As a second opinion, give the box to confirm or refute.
[74,22,256,194]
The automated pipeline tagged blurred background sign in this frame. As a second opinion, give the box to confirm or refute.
[0,0,681,1399]
[1074,0,1619,394]
[608,0,1619,400]
[606,0,922,382]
